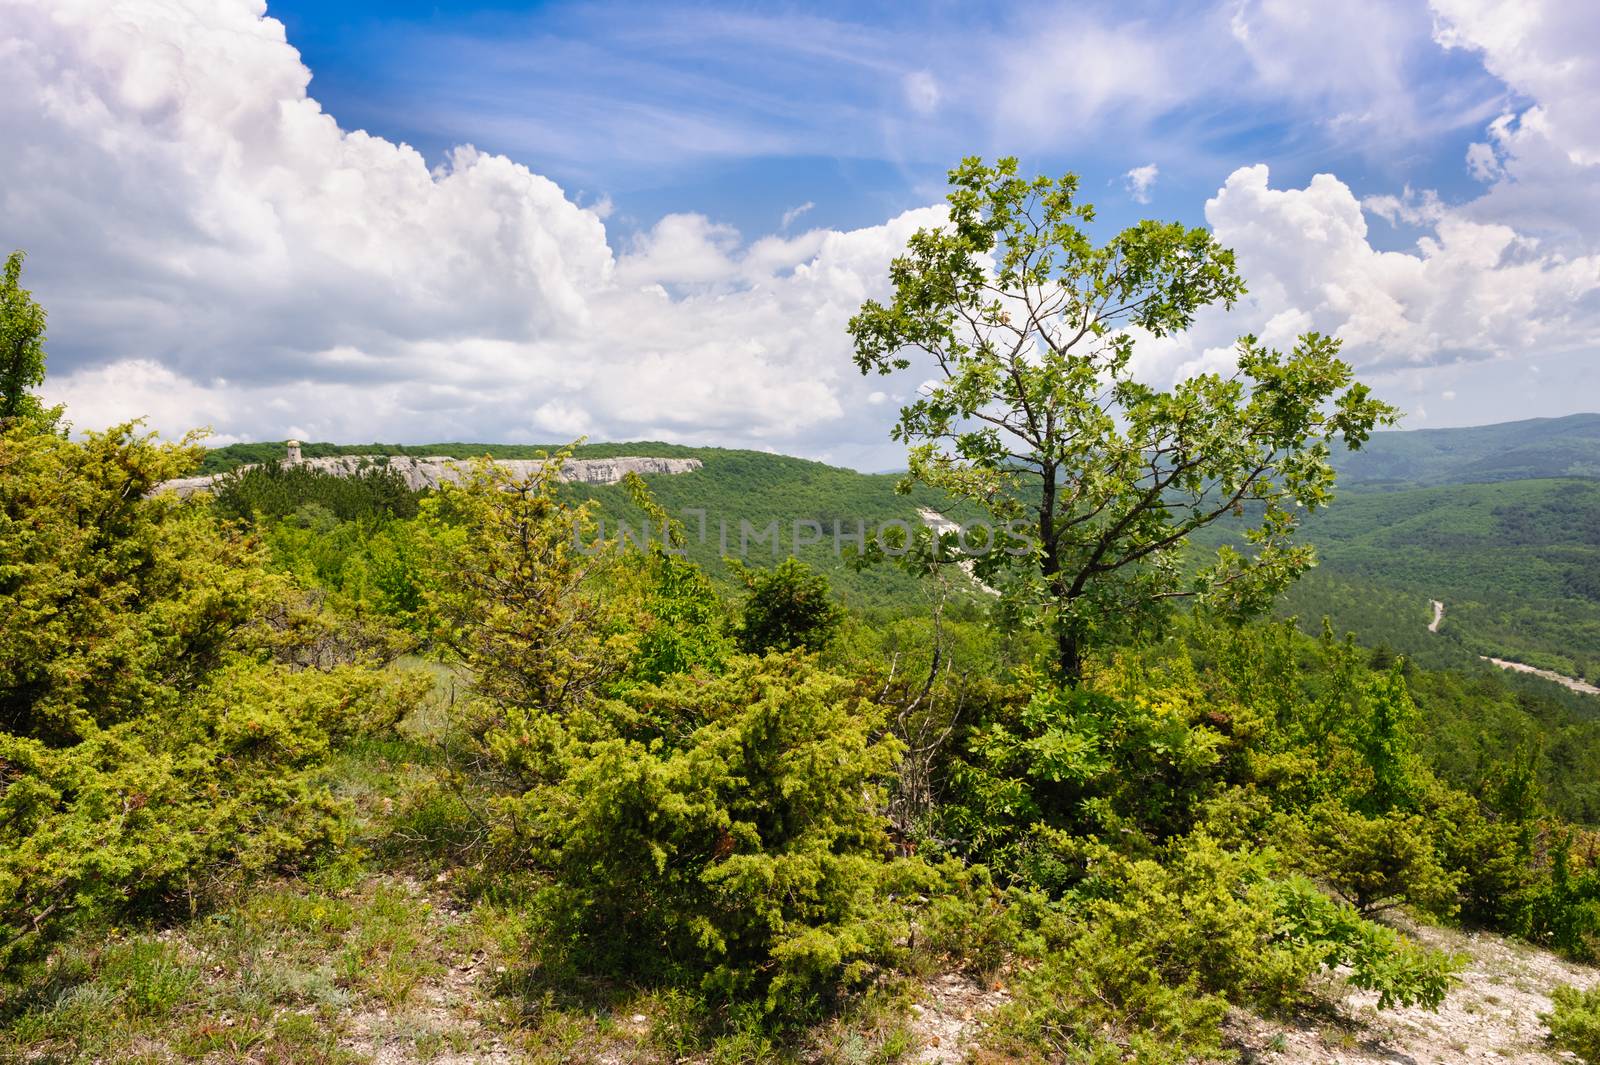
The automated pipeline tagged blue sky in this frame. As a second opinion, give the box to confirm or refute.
[5,0,1598,465]
[263,0,1506,242]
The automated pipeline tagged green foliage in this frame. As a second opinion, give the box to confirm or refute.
[625,548,732,683]
[944,677,1253,887]
[564,444,978,609]
[1,424,272,745]
[260,514,440,631]
[612,473,733,685]
[497,654,914,1018]
[732,556,845,655]
[1263,874,1460,1009]
[1517,832,1600,958]
[210,459,422,524]
[849,156,1395,681]
[1292,800,1460,916]
[0,251,53,424]
[989,835,1459,1062]
[1356,665,1426,813]
[0,421,419,970]
[916,862,1029,980]
[1545,983,1600,1063]
[12,418,1598,1052]
[420,452,632,718]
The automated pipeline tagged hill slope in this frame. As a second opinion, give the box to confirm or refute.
[203,440,985,608]
[1333,412,1600,489]
[201,426,1600,674]
[1287,478,1600,678]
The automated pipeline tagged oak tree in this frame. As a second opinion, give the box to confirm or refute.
[850,158,1394,683]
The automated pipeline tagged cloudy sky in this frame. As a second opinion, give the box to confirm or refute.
[3,0,1598,468]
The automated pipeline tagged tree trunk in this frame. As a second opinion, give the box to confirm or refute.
[1056,621,1083,688]
[1037,463,1084,686]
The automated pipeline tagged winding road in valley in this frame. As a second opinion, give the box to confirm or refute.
[1427,598,1599,695]
[1482,656,1600,696]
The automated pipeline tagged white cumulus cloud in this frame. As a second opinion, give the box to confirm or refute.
[1132,161,1600,429]
[3,0,939,467]
[6,0,1599,460]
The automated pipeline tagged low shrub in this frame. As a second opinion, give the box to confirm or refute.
[495,653,918,1019]
[0,660,418,969]
[1292,799,1461,917]
[1545,983,1600,1063]
[989,833,1460,1061]
[942,680,1253,887]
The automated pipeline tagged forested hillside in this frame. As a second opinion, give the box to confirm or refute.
[1332,413,1600,489]
[1285,479,1600,680]
[201,442,984,607]
[207,432,1600,682]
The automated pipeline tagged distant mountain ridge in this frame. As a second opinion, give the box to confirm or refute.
[196,439,709,476]
[203,413,1600,487]
[198,419,1600,689]
[1334,412,1600,489]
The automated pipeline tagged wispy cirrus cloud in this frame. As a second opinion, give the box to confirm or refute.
[337,0,1506,178]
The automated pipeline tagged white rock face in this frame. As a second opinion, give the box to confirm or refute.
[158,454,701,497]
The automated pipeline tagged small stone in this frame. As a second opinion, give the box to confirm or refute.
[631,1014,647,1023]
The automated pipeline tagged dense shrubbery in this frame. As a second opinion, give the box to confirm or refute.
[211,459,422,525]
[982,840,1456,1061]
[17,420,1600,1056]
[502,655,914,1016]
[200,448,1598,1054]
[0,421,419,968]
[2,427,273,745]
[406,461,913,1016]
[365,456,1517,1055]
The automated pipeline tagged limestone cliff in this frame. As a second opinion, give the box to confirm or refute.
[158,453,702,498]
